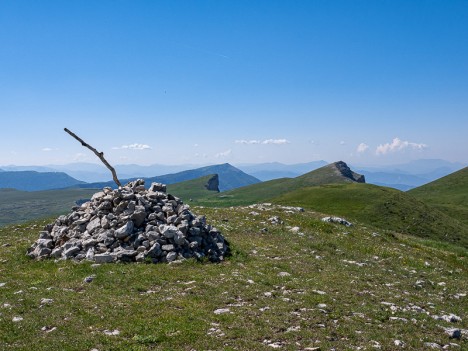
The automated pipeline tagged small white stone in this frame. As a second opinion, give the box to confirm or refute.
[424,342,442,349]
[278,272,291,277]
[40,298,54,305]
[103,329,120,336]
[0,282,6,287]
[286,326,300,332]
[312,290,326,295]
[12,316,23,322]
[213,308,230,315]
[267,342,282,348]
[41,326,57,333]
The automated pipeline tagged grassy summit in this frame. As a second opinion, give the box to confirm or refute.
[195,161,366,207]
[0,205,466,350]
[409,167,468,226]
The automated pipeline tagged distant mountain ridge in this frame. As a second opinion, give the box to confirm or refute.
[1,158,465,191]
[73,163,260,192]
[0,171,85,191]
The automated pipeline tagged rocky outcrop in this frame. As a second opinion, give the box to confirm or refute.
[27,179,229,263]
[334,161,365,183]
[205,174,220,192]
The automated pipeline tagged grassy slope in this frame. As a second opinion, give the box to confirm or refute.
[191,165,468,249]
[0,188,97,227]
[409,167,468,226]
[0,207,466,350]
[194,163,359,207]
[272,183,468,249]
[166,174,218,202]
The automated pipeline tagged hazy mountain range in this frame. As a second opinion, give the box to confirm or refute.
[0,159,466,192]
[0,171,85,191]
[0,163,260,192]
[73,163,260,192]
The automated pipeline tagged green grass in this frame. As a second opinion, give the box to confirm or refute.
[193,178,468,249]
[0,188,97,227]
[409,167,468,226]
[1,207,467,350]
[166,174,218,202]
[272,183,468,249]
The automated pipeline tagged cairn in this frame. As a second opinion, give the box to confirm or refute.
[27,179,229,263]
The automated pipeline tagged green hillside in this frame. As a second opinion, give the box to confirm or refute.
[192,163,468,248]
[273,183,468,248]
[167,174,219,201]
[194,161,366,207]
[0,188,97,227]
[409,167,468,225]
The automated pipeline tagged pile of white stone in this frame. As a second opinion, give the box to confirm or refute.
[27,180,229,263]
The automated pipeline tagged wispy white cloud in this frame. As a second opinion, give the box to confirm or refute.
[215,149,232,158]
[340,141,346,145]
[112,143,152,150]
[235,139,290,145]
[262,139,290,145]
[235,140,261,145]
[376,137,427,155]
[356,143,369,153]
[41,147,57,152]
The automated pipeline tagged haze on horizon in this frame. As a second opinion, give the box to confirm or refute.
[1,1,467,167]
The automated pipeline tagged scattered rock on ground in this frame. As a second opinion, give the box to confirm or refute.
[321,216,353,227]
[432,314,462,323]
[443,327,462,339]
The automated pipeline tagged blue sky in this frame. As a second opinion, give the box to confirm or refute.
[1,0,467,166]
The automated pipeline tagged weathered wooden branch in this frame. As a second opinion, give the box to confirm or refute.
[64,128,122,187]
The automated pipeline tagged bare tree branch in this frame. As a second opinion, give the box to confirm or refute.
[64,128,122,187]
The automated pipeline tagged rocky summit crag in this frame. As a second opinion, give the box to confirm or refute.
[27,179,229,263]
